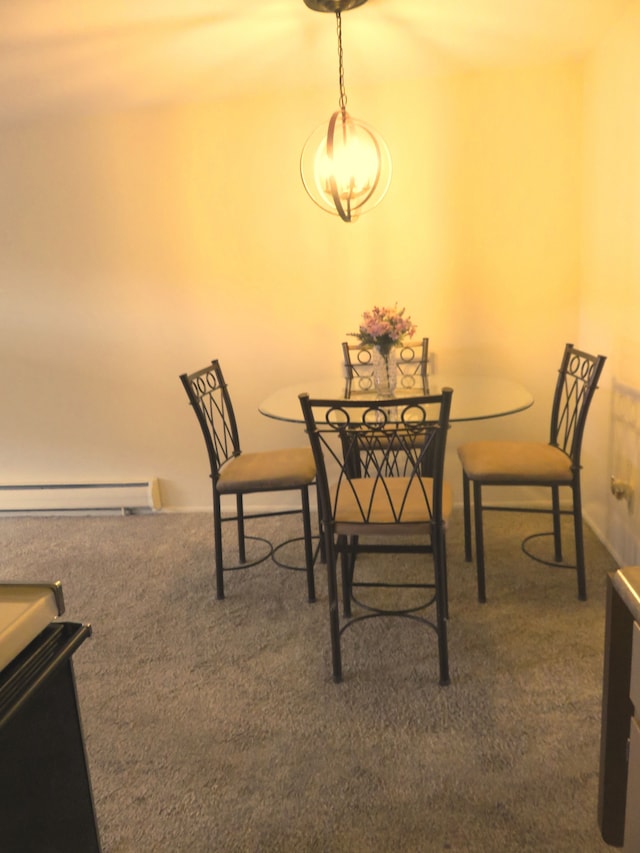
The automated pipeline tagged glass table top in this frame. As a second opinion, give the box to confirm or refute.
[259,373,534,424]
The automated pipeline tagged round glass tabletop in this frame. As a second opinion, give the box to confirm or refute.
[259,374,534,424]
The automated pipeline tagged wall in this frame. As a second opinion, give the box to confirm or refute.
[0,63,585,515]
[582,0,640,564]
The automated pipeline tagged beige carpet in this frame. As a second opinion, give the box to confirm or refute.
[0,509,618,852]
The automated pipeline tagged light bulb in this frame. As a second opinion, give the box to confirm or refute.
[301,111,391,222]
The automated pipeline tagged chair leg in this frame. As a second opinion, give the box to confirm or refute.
[325,532,343,683]
[572,482,588,601]
[212,491,225,600]
[315,482,327,565]
[339,536,352,618]
[433,523,450,686]
[347,536,360,616]
[551,485,563,563]
[301,486,316,603]
[442,531,450,620]
[236,494,246,564]
[472,481,487,603]
[462,471,473,562]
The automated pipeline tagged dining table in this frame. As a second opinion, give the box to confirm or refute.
[258,373,534,424]
[259,372,534,589]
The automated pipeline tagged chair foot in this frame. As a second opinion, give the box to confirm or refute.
[439,675,451,687]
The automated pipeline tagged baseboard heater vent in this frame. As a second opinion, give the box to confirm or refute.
[0,479,161,514]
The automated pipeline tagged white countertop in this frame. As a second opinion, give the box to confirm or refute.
[0,583,63,671]
[613,567,640,622]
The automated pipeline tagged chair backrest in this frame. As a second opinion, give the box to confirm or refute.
[299,389,452,529]
[180,360,241,482]
[342,338,430,386]
[550,343,606,463]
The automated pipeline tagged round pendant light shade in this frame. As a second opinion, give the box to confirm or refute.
[300,110,391,222]
[300,0,391,223]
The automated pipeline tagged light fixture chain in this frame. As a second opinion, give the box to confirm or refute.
[336,11,347,116]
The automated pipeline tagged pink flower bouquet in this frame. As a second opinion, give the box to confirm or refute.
[349,304,416,355]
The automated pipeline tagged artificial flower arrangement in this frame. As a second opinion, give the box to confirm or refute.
[349,304,416,355]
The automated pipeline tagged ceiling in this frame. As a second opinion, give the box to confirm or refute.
[0,0,631,123]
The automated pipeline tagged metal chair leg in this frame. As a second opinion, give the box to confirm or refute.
[573,482,588,601]
[472,481,487,603]
[433,524,450,686]
[301,486,316,603]
[325,534,343,683]
[339,536,352,618]
[462,471,473,562]
[236,494,246,564]
[212,493,225,600]
[551,485,563,562]
[442,531,450,620]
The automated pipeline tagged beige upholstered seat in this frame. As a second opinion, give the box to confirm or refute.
[333,476,453,530]
[180,360,316,602]
[458,442,574,484]
[300,388,453,685]
[457,343,606,602]
[217,450,315,493]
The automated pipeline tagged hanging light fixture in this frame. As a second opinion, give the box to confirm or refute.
[300,0,392,223]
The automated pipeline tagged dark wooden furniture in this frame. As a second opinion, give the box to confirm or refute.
[0,583,101,852]
[599,566,640,848]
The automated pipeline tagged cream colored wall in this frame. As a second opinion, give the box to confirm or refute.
[582,1,640,564]
[0,63,583,512]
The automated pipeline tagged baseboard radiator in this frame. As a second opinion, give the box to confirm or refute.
[0,479,161,515]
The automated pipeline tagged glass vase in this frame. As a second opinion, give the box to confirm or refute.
[372,346,397,396]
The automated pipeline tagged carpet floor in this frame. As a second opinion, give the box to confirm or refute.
[0,509,619,852]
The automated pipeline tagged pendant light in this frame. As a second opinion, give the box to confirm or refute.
[300,0,391,222]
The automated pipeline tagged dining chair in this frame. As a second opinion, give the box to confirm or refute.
[342,337,430,387]
[342,336,433,474]
[180,360,316,602]
[299,388,453,685]
[457,343,606,602]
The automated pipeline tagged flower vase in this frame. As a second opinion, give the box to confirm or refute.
[372,346,397,396]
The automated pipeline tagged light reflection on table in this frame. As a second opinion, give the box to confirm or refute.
[258,374,534,424]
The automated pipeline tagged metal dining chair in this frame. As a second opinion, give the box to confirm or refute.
[180,360,316,602]
[300,388,453,685]
[342,336,434,478]
[342,337,430,387]
[457,343,606,602]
